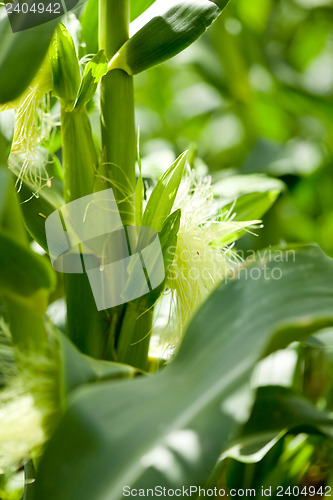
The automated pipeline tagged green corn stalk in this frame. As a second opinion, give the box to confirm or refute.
[59,0,223,368]
[61,107,109,357]
[51,24,109,357]
[97,0,147,368]
[98,0,136,225]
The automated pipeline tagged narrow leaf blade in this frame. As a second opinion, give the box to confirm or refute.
[142,151,187,231]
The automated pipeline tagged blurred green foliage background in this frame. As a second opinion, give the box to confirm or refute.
[133,3,333,488]
[134,0,333,256]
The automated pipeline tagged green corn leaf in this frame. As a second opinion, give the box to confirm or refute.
[159,209,181,280]
[134,130,144,226]
[142,151,187,231]
[121,209,181,311]
[116,209,181,367]
[0,131,8,165]
[109,0,229,75]
[0,168,26,243]
[59,333,139,396]
[18,178,64,252]
[214,174,285,221]
[130,0,155,21]
[0,231,55,300]
[142,208,181,302]
[301,328,333,349]
[0,168,55,350]
[134,174,144,226]
[0,8,57,104]
[225,386,333,464]
[0,169,55,301]
[211,174,285,246]
[0,111,13,163]
[225,434,320,496]
[50,23,81,106]
[74,51,108,111]
[33,245,333,500]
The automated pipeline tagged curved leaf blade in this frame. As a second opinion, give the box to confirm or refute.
[214,174,285,221]
[225,386,333,464]
[0,167,55,350]
[59,333,139,396]
[34,245,333,500]
[0,231,55,298]
[109,0,229,75]
[141,151,187,231]
[74,51,108,111]
[130,0,155,21]
[18,179,64,251]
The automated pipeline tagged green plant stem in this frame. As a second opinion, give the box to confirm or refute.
[99,0,129,59]
[23,460,36,500]
[98,0,136,226]
[61,106,108,357]
[98,0,152,369]
[116,301,153,371]
[61,107,96,203]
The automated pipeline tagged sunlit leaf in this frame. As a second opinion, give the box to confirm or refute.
[34,245,333,499]
[109,0,230,75]
[74,51,108,111]
[214,174,285,221]
[142,151,187,231]
[224,386,333,463]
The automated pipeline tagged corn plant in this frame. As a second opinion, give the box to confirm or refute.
[1,1,333,499]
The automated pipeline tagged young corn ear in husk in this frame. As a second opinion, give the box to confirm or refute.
[165,168,260,341]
